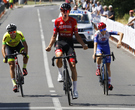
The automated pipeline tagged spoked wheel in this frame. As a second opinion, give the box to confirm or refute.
[64,69,72,106]
[103,64,108,95]
[18,67,24,97]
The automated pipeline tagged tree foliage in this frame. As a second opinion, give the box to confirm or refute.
[99,0,135,18]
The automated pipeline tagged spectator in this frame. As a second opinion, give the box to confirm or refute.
[96,1,103,15]
[65,0,71,4]
[93,0,97,7]
[82,0,86,10]
[101,5,108,17]
[91,3,97,15]
[84,0,90,11]
[73,5,78,10]
[89,0,93,12]
[78,0,82,9]
[127,10,135,28]
[108,5,115,21]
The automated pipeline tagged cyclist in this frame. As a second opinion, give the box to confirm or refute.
[46,3,88,99]
[92,22,124,90]
[2,23,29,92]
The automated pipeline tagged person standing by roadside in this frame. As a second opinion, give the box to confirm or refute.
[101,5,108,18]
[127,10,135,29]
[108,5,115,21]
[96,1,103,15]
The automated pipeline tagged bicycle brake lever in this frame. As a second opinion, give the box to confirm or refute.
[52,57,55,66]
[112,52,115,61]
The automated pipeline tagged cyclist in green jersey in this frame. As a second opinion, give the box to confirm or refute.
[2,23,29,92]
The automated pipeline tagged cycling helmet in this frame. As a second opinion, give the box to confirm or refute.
[6,23,17,32]
[98,22,106,30]
[60,3,71,11]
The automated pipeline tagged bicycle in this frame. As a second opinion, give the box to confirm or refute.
[52,54,75,106]
[5,51,27,97]
[94,52,115,95]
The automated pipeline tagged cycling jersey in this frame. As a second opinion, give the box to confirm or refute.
[2,30,25,47]
[53,16,78,39]
[53,16,78,63]
[94,30,118,47]
[94,30,118,63]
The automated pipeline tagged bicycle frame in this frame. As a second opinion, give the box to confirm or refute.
[94,52,115,95]
[52,55,75,105]
[6,51,26,97]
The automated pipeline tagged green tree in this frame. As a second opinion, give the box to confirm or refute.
[99,0,135,18]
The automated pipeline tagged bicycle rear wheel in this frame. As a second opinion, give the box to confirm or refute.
[103,64,108,95]
[64,69,72,105]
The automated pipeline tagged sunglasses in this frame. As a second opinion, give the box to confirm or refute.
[100,28,106,32]
[9,31,16,34]
[61,9,70,13]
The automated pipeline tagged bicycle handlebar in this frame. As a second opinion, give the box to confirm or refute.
[94,52,115,63]
[5,52,27,59]
[52,55,75,66]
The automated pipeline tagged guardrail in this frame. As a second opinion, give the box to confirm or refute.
[91,14,135,55]
[0,3,5,18]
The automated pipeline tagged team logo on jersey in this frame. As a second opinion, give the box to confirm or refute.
[60,22,63,24]
[64,29,67,31]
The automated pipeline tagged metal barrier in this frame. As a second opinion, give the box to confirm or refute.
[0,2,5,18]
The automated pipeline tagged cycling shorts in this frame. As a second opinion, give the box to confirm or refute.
[54,40,77,63]
[6,42,24,62]
[96,46,111,63]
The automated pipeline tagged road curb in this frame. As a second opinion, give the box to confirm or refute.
[110,36,135,56]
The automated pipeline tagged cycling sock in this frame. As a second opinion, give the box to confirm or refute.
[58,67,62,75]
[108,77,111,84]
[23,64,27,69]
[11,78,16,86]
[73,81,77,92]
[97,64,100,69]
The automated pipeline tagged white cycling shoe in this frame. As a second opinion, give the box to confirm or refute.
[57,73,63,82]
[73,91,78,99]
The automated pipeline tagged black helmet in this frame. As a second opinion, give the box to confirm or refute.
[6,23,17,32]
[60,3,71,11]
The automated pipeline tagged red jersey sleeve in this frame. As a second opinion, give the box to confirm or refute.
[73,19,78,34]
[53,19,58,35]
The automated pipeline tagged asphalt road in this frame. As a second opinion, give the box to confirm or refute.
[0,4,135,110]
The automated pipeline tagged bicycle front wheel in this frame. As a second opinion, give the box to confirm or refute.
[103,64,108,95]
[64,69,71,105]
[18,66,24,97]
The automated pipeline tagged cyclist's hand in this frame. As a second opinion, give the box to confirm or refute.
[117,42,121,48]
[92,54,96,59]
[46,46,51,52]
[3,56,7,63]
[83,45,88,50]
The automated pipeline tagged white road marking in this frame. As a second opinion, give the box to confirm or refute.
[37,9,54,88]
[37,9,62,110]
[0,107,135,110]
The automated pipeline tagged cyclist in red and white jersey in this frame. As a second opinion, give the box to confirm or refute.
[46,3,88,99]
[92,22,124,90]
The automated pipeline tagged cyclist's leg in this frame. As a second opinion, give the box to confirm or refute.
[103,48,113,90]
[54,41,64,82]
[6,45,17,91]
[16,42,29,76]
[66,44,78,98]
[95,47,102,76]
[103,47,111,84]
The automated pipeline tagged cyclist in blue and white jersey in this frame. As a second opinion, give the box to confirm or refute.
[92,22,124,90]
